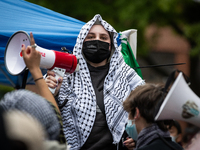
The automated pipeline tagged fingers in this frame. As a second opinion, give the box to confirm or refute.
[54,77,63,96]
[45,76,58,88]
[30,32,35,46]
[58,77,63,84]
[124,137,134,144]
[21,44,31,58]
[57,77,63,88]
[21,44,26,55]
[123,138,136,149]
[45,75,63,86]
[46,70,63,95]
[21,32,36,58]
[47,70,56,76]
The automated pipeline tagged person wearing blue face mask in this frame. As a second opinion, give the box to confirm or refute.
[42,14,145,150]
[168,120,182,146]
[123,83,184,150]
[125,119,138,141]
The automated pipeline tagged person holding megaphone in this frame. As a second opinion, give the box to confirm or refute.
[21,33,60,112]
[25,14,144,150]
[123,83,184,150]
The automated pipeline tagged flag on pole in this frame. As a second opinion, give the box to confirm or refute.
[120,32,143,79]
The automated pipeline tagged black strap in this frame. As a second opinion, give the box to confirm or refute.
[21,69,29,89]
[58,91,72,109]
[58,97,68,109]
[163,69,190,93]
[134,63,185,69]
[154,69,190,118]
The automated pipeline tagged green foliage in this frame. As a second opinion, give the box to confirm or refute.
[0,85,14,99]
[25,0,200,57]
[184,23,200,57]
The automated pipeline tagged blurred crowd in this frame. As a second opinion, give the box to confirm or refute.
[0,87,200,150]
[1,14,200,150]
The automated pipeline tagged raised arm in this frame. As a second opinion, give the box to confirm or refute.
[21,32,60,112]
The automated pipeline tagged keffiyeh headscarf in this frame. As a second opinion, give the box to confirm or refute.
[58,14,144,150]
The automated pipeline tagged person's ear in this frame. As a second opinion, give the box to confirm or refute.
[134,107,140,119]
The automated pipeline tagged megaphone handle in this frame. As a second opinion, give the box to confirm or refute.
[48,67,66,94]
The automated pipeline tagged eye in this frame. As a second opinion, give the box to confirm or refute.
[101,36,107,40]
[86,36,92,39]
[85,34,95,40]
[100,34,110,41]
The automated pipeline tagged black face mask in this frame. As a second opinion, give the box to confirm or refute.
[82,40,111,63]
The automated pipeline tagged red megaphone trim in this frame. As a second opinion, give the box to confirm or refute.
[49,51,78,74]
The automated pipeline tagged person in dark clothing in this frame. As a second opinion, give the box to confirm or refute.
[123,83,183,150]
[44,14,144,150]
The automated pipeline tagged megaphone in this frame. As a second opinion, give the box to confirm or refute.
[4,31,79,76]
[155,72,200,127]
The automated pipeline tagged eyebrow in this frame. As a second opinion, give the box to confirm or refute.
[88,32,109,36]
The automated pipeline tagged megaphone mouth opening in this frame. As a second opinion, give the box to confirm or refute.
[154,72,200,128]
[5,31,79,76]
[4,31,30,76]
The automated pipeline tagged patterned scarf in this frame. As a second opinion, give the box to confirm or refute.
[136,123,170,149]
[58,14,144,150]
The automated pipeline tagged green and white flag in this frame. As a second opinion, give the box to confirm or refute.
[119,30,143,79]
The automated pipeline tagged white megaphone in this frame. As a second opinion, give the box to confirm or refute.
[155,72,200,127]
[4,31,79,93]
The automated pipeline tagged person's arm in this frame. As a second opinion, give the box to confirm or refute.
[25,69,49,94]
[21,32,60,112]
[26,84,39,94]
[26,70,63,96]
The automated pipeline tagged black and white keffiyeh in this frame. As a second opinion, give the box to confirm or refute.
[58,14,144,150]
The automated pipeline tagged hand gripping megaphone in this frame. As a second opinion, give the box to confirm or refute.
[4,31,79,92]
